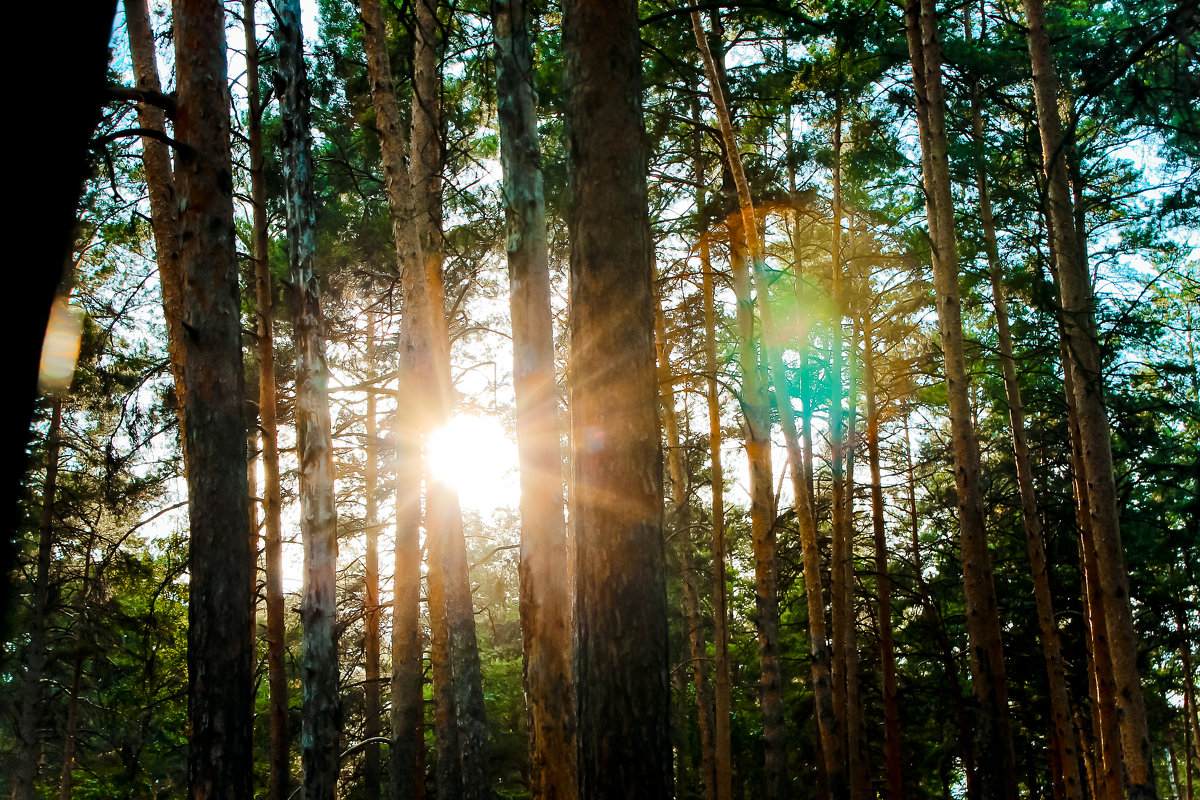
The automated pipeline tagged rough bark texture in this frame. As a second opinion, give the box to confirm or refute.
[244,3,290,795]
[173,2,255,798]
[125,0,188,448]
[689,16,787,796]
[1022,0,1156,794]
[490,2,576,797]
[656,297,718,800]
[863,324,903,800]
[277,3,341,797]
[564,1,672,796]
[11,397,62,800]
[356,3,429,796]
[904,1,1018,796]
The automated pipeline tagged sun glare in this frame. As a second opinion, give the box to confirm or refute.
[428,413,520,513]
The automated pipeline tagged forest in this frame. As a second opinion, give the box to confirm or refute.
[2,0,1198,798]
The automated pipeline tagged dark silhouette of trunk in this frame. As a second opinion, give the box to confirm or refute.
[656,295,718,800]
[173,2,255,798]
[690,15,788,795]
[125,0,188,449]
[904,416,979,800]
[277,2,340,797]
[12,397,63,800]
[863,322,903,800]
[563,0,672,795]
[364,311,383,797]
[356,1,427,794]
[904,1,1017,796]
[490,2,576,796]
[1022,0,1156,793]
[244,3,290,796]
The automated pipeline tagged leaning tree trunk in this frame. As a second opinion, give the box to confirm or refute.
[490,1,576,796]
[173,2,255,798]
[277,3,340,798]
[125,0,188,449]
[244,2,290,796]
[563,0,672,795]
[690,15,790,796]
[1022,0,1155,794]
[904,1,1018,796]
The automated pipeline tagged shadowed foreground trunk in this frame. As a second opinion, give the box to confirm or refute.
[564,0,671,796]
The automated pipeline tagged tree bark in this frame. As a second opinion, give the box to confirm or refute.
[689,15,790,796]
[563,1,672,795]
[1021,1,1156,794]
[489,2,576,797]
[656,295,718,800]
[904,1,1018,796]
[276,3,341,797]
[862,321,903,800]
[355,2,427,795]
[173,2,255,798]
[124,0,188,450]
[244,3,290,796]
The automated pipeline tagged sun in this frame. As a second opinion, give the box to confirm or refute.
[427,413,520,513]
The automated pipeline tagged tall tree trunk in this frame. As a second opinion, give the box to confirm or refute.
[277,3,340,797]
[863,321,903,800]
[656,296,718,800]
[364,311,383,797]
[355,2,426,795]
[489,2,576,797]
[563,0,671,795]
[57,536,95,800]
[244,3,290,796]
[689,15,790,796]
[904,2,1017,796]
[173,2,255,798]
[1021,1,1155,794]
[12,397,63,800]
[696,100,734,800]
[125,0,188,449]
[408,1,491,795]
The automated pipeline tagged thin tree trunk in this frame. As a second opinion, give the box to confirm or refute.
[563,0,672,795]
[356,2,427,795]
[904,416,979,800]
[904,2,1017,796]
[1022,1,1155,793]
[695,97,734,800]
[277,3,340,797]
[689,15,790,796]
[173,2,255,798]
[364,311,383,797]
[12,397,63,800]
[657,296,718,800]
[125,0,188,449]
[244,3,290,796]
[409,2,491,795]
[965,24,1084,793]
[57,537,94,800]
[863,321,903,800]
[489,2,576,796]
